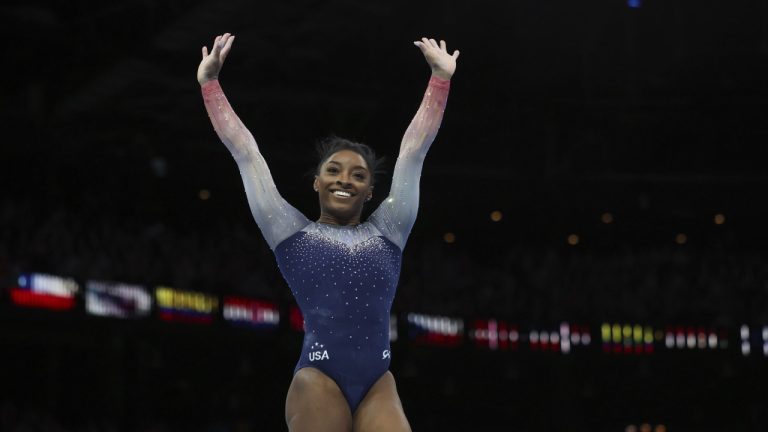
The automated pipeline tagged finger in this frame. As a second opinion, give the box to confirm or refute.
[440,40,447,51]
[211,35,223,55]
[211,35,224,56]
[220,32,231,47]
[201,46,208,59]
[421,37,431,48]
[452,50,460,60]
[429,38,439,48]
[217,33,232,57]
[413,41,427,53]
[220,35,235,62]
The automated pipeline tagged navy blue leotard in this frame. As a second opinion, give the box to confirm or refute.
[202,75,450,413]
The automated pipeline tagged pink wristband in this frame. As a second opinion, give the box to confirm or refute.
[428,75,451,89]
[201,79,223,96]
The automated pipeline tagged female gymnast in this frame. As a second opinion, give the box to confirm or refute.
[197,32,458,432]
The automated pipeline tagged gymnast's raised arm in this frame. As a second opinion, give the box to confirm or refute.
[198,33,310,250]
[369,38,459,251]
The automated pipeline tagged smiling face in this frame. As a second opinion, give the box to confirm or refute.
[313,149,374,225]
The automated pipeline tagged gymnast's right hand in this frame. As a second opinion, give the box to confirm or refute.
[197,33,235,85]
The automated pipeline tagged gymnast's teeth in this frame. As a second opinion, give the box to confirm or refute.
[333,191,352,197]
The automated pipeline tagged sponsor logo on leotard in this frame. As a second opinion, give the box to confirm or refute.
[309,342,330,361]
[382,350,391,359]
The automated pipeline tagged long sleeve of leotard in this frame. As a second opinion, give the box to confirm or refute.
[201,79,310,250]
[369,75,450,251]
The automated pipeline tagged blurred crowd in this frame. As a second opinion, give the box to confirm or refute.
[0,397,268,432]
[405,237,768,325]
[2,194,767,431]
[0,195,279,302]
[2,193,766,326]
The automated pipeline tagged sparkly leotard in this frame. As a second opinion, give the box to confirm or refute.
[201,76,450,412]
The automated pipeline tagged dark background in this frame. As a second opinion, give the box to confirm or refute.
[2,0,768,430]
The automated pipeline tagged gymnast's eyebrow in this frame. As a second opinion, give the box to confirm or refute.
[326,160,369,171]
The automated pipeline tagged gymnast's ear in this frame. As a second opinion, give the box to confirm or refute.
[313,175,319,192]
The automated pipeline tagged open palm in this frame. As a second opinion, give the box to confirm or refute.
[197,33,235,84]
[414,37,459,80]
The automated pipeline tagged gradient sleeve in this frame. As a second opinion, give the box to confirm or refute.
[201,80,310,250]
[369,76,450,251]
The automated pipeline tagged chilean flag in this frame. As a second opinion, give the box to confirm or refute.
[10,273,79,310]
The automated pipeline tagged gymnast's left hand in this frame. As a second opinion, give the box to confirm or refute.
[414,37,459,80]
